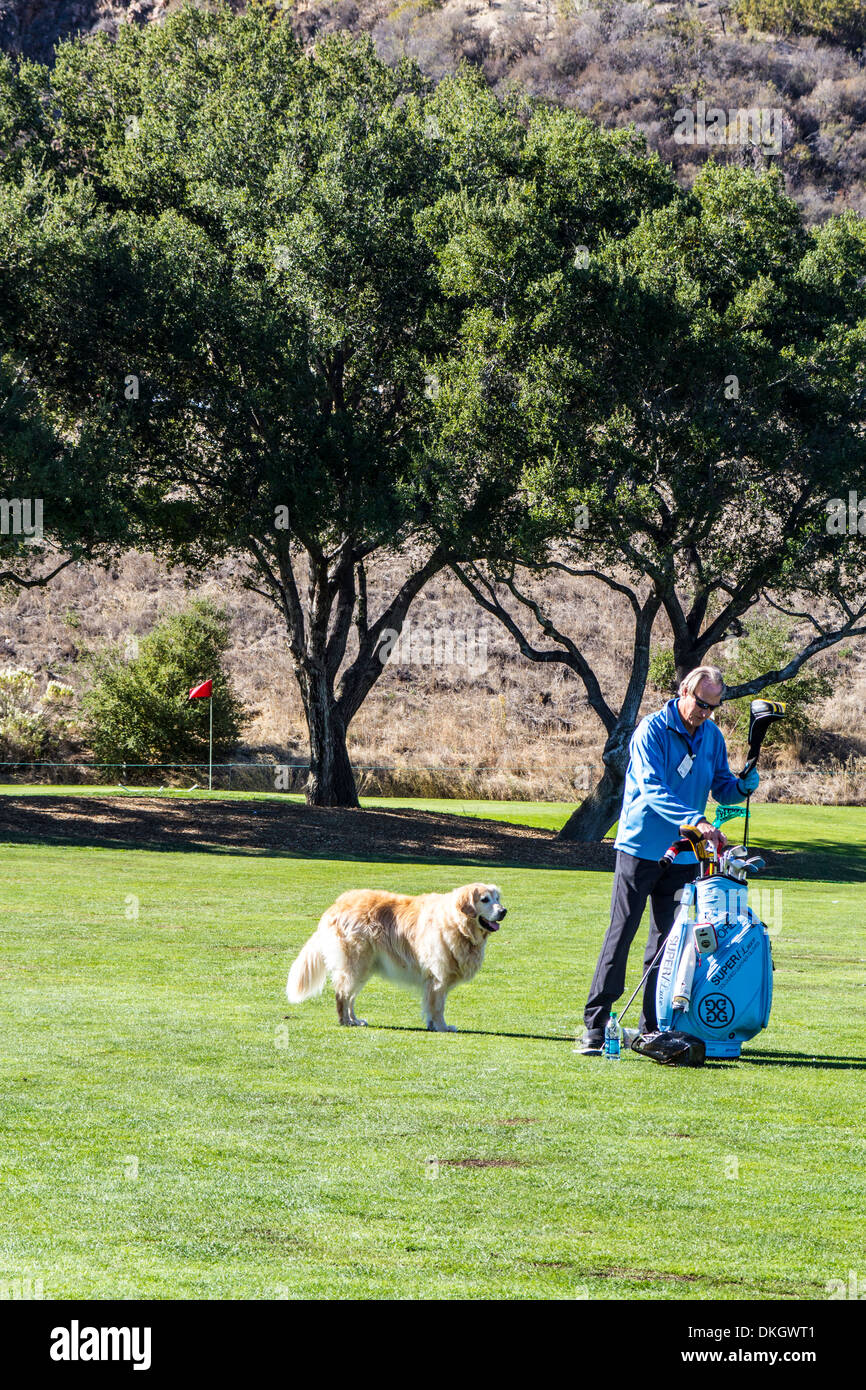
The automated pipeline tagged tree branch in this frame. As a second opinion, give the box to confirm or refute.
[452,562,619,734]
[760,591,829,636]
[0,554,77,588]
[724,615,866,698]
[544,560,642,619]
[336,547,446,724]
[325,548,357,685]
[355,559,368,645]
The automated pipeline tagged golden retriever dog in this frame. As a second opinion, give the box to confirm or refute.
[286,883,506,1030]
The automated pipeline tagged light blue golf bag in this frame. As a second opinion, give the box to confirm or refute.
[655,871,774,1059]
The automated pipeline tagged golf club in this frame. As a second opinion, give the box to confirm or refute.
[611,828,714,1041]
[681,823,715,875]
[615,936,670,1031]
[740,699,786,848]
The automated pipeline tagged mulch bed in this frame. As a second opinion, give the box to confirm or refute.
[0,795,616,869]
[0,795,790,872]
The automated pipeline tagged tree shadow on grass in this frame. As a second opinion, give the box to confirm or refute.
[372,1023,577,1043]
[0,794,613,872]
[739,1049,866,1070]
[755,834,866,884]
[4,794,863,879]
[373,1028,866,1069]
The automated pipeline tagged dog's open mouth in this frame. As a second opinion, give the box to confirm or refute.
[479,916,500,932]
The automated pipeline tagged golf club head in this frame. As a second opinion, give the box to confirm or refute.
[742,699,786,775]
[720,850,747,880]
[745,856,765,873]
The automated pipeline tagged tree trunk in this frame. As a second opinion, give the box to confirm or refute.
[557,590,661,842]
[270,543,445,810]
[557,724,632,842]
[674,647,705,683]
[303,671,359,807]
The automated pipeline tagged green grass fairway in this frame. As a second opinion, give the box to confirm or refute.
[2,800,865,1299]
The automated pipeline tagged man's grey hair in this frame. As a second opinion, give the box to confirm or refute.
[679,665,724,697]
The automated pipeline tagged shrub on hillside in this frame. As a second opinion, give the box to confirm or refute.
[716,616,833,754]
[735,0,866,51]
[81,600,245,773]
[648,646,677,694]
[0,668,75,761]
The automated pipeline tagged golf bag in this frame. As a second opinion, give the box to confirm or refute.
[654,870,773,1059]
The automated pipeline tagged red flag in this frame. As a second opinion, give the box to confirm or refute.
[188,679,213,700]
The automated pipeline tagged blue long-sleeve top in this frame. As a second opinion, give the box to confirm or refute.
[613,699,746,862]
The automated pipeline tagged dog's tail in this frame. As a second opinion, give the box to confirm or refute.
[286,932,328,1004]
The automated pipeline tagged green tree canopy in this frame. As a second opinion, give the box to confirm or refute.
[424,152,866,838]
[0,7,456,803]
[1,50,143,591]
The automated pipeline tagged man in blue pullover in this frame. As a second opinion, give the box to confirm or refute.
[579,665,760,1054]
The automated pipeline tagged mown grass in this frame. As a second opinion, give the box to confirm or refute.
[1,799,865,1299]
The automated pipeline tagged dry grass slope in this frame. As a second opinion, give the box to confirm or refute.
[2,550,865,802]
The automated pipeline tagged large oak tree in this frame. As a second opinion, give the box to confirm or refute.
[0,8,460,803]
[425,141,866,839]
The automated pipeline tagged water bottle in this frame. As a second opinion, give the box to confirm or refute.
[604,1012,622,1060]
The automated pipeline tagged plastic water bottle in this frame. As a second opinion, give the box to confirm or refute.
[604,1012,622,1060]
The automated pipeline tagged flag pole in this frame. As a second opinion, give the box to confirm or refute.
[208,693,213,792]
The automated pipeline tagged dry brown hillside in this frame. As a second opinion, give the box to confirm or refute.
[2,550,865,802]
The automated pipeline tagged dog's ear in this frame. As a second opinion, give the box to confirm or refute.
[455,884,479,917]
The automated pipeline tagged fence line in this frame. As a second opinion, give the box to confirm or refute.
[0,759,602,790]
[2,760,588,772]
[0,761,307,770]
[0,759,859,781]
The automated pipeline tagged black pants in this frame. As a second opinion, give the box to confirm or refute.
[584,850,698,1037]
